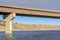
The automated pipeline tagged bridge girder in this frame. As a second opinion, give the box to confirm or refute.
[0,5,60,18]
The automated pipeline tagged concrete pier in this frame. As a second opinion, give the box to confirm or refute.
[3,13,16,40]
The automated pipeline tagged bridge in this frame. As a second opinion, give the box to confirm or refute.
[0,4,60,40]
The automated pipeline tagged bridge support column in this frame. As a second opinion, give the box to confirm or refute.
[3,13,16,40]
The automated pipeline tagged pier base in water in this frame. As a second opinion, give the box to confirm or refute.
[6,33,12,40]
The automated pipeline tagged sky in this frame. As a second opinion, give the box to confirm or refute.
[0,0,60,25]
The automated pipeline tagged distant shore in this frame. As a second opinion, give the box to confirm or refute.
[0,21,60,31]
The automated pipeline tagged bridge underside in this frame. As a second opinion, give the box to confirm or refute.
[0,12,60,19]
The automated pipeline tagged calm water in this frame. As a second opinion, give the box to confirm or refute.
[0,30,60,40]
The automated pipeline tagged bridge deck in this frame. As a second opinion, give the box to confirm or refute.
[0,4,60,18]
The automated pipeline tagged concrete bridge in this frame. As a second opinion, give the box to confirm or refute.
[0,4,60,40]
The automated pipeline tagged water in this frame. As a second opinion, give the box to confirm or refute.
[0,31,6,40]
[1,30,60,40]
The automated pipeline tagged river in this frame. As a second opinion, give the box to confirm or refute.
[0,30,60,40]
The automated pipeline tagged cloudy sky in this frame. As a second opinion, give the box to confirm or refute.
[0,0,60,11]
[0,0,60,25]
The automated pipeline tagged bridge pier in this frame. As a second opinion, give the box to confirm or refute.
[3,13,16,40]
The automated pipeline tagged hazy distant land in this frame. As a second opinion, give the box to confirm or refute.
[0,21,60,31]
